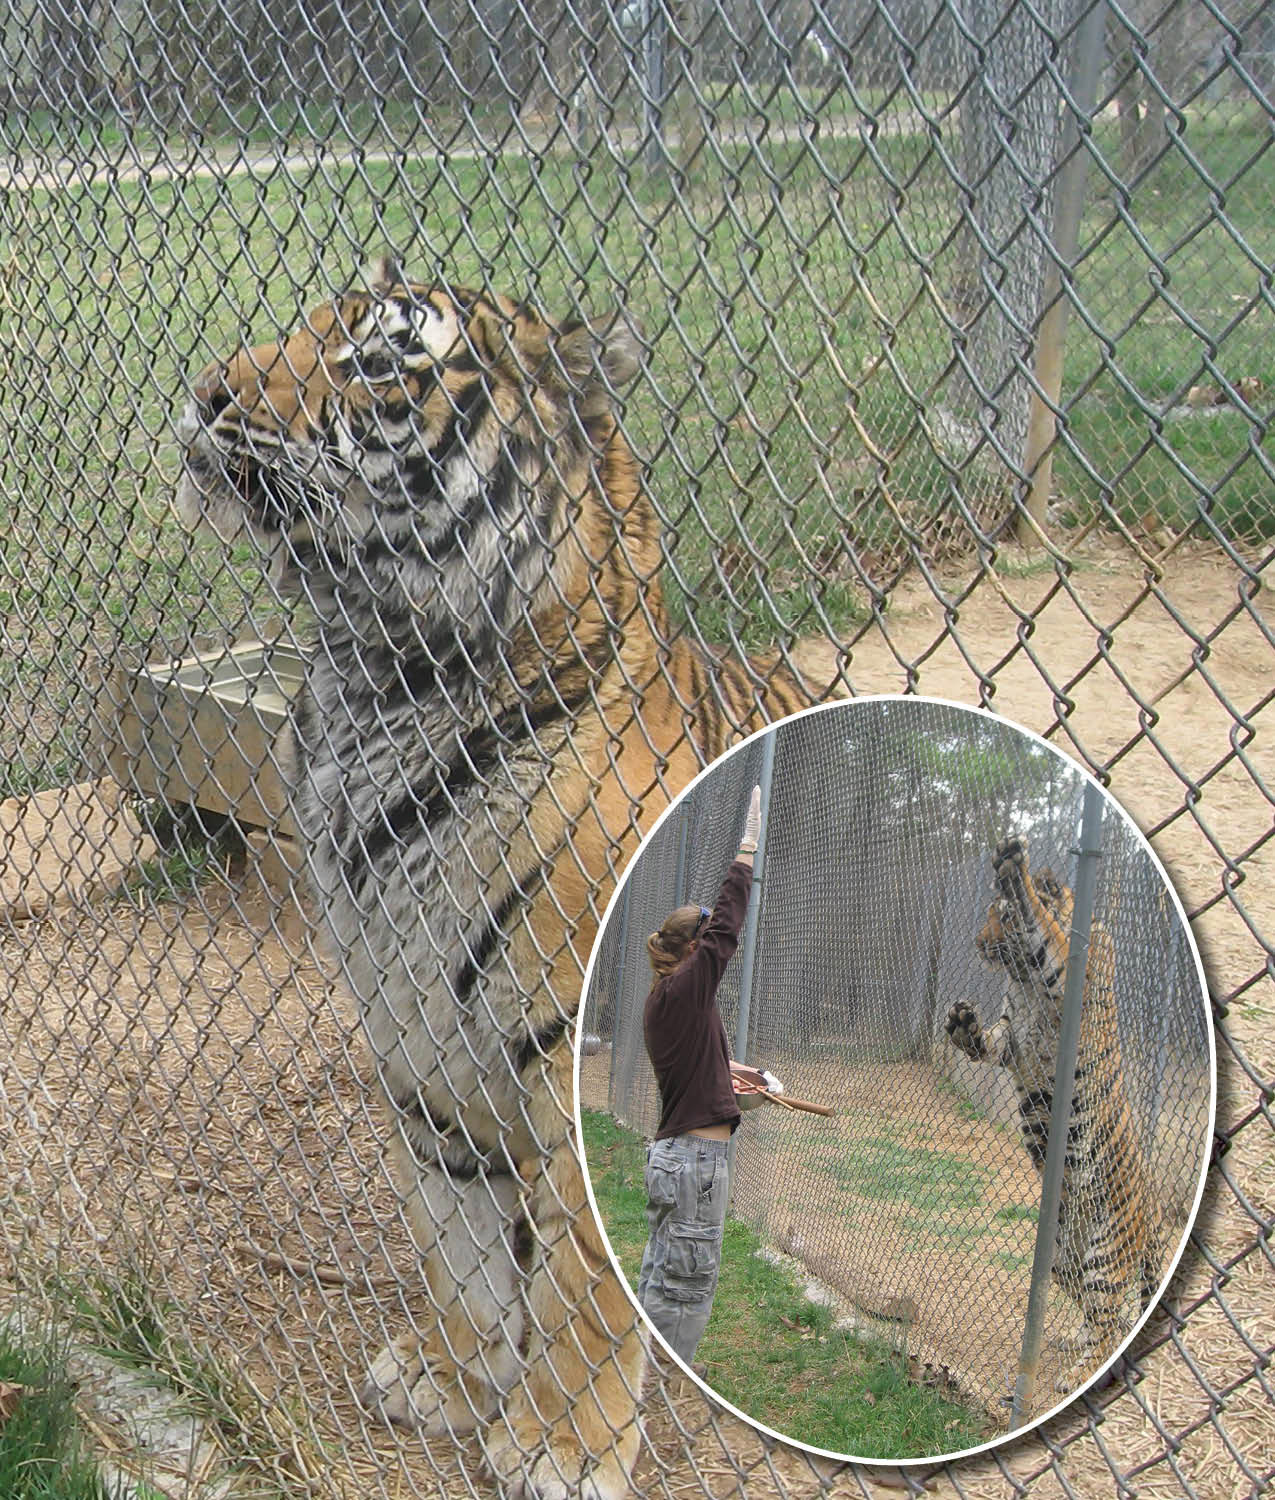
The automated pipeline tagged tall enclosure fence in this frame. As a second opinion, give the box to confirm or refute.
[584,699,1212,1430]
[0,0,1271,1496]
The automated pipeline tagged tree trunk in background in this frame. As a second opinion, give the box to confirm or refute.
[947,0,1069,531]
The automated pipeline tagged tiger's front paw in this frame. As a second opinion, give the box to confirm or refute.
[485,1418,631,1500]
[360,1332,498,1438]
[993,836,1028,886]
[946,1002,986,1060]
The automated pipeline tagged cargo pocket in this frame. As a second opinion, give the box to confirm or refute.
[695,1151,726,1210]
[645,1157,681,1210]
[661,1221,720,1303]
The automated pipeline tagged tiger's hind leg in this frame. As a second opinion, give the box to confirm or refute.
[361,1138,525,1437]
[1048,1209,1134,1388]
[484,1138,643,1500]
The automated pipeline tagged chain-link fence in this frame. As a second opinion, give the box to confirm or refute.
[583,699,1212,1437]
[0,0,1271,1494]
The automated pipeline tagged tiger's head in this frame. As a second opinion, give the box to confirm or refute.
[176,257,646,612]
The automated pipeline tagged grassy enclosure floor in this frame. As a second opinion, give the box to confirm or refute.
[2,102,1270,797]
[580,1109,990,1460]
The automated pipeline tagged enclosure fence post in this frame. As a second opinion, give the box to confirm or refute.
[607,877,634,1116]
[1010,780,1105,1426]
[1019,0,1108,538]
[674,807,689,906]
[727,730,777,1193]
[642,0,666,173]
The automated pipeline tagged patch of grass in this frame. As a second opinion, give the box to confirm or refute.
[579,1109,650,1285]
[581,1110,990,1458]
[4,102,1268,790]
[825,1134,993,1249]
[49,1266,300,1495]
[827,1134,988,1212]
[0,756,77,802]
[122,806,246,903]
[0,1320,113,1500]
[994,1203,1038,1225]
[56,1269,246,1433]
[935,1075,985,1123]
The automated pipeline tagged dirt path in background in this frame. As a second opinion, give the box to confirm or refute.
[0,110,908,195]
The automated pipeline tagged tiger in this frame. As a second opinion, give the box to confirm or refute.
[945,835,1163,1384]
[175,257,846,1498]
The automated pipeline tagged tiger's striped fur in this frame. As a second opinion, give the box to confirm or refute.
[176,258,846,1497]
[946,836,1163,1382]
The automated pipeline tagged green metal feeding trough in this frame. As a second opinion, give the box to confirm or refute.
[106,640,306,838]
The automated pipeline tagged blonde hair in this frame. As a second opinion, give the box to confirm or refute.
[646,904,705,978]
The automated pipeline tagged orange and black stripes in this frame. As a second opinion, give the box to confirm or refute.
[962,836,1163,1368]
[177,263,848,1491]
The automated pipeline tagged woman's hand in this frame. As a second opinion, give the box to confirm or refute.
[739,784,762,860]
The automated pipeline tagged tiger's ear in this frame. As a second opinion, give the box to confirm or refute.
[552,312,643,393]
[468,300,643,402]
[363,254,405,296]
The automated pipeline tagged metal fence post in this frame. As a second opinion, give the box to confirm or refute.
[607,877,634,1112]
[674,807,689,906]
[727,730,776,1190]
[1010,779,1106,1426]
[1019,0,1109,536]
[642,0,666,172]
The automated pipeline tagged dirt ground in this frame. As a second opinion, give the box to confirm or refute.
[0,537,1270,1500]
[580,1043,1211,1427]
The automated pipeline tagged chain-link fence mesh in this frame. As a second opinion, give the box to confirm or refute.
[0,0,1271,1494]
[583,699,1212,1434]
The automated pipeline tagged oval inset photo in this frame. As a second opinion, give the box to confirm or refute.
[575,697,1214,1465]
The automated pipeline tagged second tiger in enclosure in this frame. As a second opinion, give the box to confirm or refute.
[946,836,1164,1388]
[176,260,845,1498]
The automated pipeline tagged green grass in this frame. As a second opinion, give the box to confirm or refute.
[47,1267,300,1496]
[581,1110,990,1458]
[0,1321,113,1500]
[120,806,245,903]
[1,101,1269,791]
[824,1134,992,1249]
[55,1269,250,1437]
[935,1075,986,1123]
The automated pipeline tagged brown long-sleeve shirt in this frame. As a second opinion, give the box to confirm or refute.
[644,859,753,1141]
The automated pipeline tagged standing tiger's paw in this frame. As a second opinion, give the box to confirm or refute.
[946,1002,986,1059]
[993,836,1029,886]
[1048,1327,1092,1356]
[1048,1323,1118,1390]
[484,1416,632,1500]
[360,1332,499,1438]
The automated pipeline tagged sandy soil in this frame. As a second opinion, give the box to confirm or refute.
[0,537,1270,1500]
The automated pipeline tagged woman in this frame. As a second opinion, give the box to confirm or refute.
[637,784,762,1365]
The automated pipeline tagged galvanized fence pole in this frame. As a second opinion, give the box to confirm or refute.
[727,729,776,1189]
[642,0,667,172]
[606,877,634,1112]
[674,806,689,905]
[1019,0,1109,537]
[1010,780,1106,1426]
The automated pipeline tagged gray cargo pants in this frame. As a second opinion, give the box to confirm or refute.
[636,1133,730,1364]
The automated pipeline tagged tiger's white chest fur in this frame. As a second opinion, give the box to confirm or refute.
[295,639,552,1169]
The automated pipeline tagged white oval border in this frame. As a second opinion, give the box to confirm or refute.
[571,694,1217,1469]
